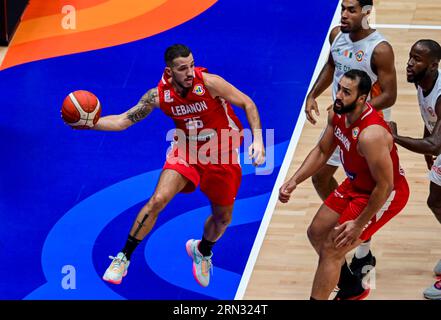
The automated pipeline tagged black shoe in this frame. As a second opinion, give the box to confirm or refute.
[349,251,376,279]
[336,262,370,299]
[334,284,370,300]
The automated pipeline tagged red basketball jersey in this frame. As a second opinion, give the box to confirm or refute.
[158,67,243,151]
[332,103,406,192]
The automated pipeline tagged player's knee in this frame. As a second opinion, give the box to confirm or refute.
[149,193,169,213]
[307,224,321,245]
[217,214,233,227]
[213,210,233,227]
[319,239,343,260]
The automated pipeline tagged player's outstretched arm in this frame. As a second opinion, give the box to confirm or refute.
[389,96,441,156]
[279,112,337,203]
[94,88,159,131]
[203,72,265,166]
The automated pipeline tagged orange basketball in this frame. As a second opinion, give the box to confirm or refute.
[61,90,101,129]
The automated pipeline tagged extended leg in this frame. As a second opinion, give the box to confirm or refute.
[103,169,189,285]
[128,169,189,241]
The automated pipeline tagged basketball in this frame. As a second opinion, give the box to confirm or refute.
[61,90,102,129]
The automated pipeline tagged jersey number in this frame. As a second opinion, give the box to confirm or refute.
[185,116,204,130]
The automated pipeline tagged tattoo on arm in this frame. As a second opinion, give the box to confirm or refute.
[127,88,158,123]
[127,104,151,123]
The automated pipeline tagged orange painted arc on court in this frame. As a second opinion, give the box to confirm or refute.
[1,0,217,70]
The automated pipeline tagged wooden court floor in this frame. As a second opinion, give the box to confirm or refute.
[244,0,441,300]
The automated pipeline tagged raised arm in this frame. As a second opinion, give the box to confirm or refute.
[305,26,340,124]
[389,96,441,156]
[94,87,159,131]
[370,42,397,111]
[279,111,337,203]
[203,72,265,165]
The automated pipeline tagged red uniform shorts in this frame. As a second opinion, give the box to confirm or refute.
[324,177,410,241]
[163,146,242,206]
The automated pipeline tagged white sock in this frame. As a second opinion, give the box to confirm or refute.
[355,240,371,259]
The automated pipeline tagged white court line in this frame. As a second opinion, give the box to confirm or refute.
[373,23,441,30]
[233,0,343,300]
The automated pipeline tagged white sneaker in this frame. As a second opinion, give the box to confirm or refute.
[102,252,130,285]
[423,279,441,300]
[186,239,213,287]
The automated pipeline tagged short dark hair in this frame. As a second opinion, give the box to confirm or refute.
[164,44,192,67]
[414,39,441,62]
[343,69,372,96]
[356,0,373,7]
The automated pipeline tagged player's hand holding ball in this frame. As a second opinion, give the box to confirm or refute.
[61,90,101,129]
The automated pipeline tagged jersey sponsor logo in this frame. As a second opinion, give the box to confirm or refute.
[193,84,205,96]
[355,50,364,62]
[164,90,174,103]
[171,101,208,116]
[334,127,351,151]
[352,127,360,139]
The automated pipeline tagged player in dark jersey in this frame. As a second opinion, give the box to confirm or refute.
[280,69,409,300]
[92,44,265,287]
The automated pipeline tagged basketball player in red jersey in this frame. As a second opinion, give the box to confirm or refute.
[280,70,409,300]
[305,0,397,276]
[92,44,265,287]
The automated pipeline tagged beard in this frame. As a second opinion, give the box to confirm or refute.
[171,71,194,89]
[341,19,365,34]
[340,25,350,33]
[176,78,193,89]
[333,98,358,115]
[407,67,428,84]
